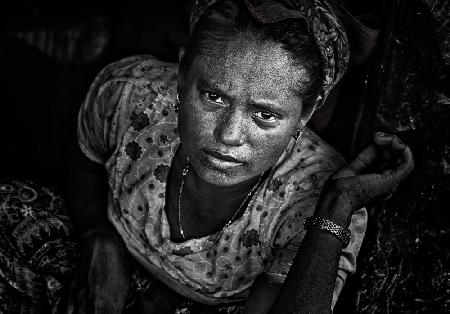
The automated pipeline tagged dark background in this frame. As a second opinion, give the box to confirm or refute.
[0,0,448,313]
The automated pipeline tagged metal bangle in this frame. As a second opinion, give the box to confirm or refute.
[303,216,351,248]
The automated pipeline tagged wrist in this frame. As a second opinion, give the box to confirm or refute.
[315,187,353,228]
[81,222,120,243]
[313,209,350,229]
[303,216,351,248]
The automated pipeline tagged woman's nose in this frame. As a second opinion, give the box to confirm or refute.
[214,110,246,146]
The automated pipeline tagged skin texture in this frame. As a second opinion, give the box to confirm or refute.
[178,31,309,186]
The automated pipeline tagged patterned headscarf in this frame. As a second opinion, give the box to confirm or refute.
[189,0,350,111]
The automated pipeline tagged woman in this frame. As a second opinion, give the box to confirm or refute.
[0,0,413,313]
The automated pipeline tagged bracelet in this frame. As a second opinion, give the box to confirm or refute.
[303,216,351,248]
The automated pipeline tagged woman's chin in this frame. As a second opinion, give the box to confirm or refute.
[204,152,244,170]
[193,159,252,187]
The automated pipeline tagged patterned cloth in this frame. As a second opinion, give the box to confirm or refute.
[190,0,350,111]
[0,179,78,314]
[77,55,368,306]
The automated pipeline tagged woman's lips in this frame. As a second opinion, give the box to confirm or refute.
[203,149,244,169]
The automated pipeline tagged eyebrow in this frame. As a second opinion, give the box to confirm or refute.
[198,77,228,94]
[248,99,289,116]
[198,77,292,116]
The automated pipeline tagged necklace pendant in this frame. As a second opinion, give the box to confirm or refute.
[180,228,186,239]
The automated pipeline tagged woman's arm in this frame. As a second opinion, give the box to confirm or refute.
[244,228,341,314]
[245,213,343,314]
[62,142,132,314]
[267,202,345,313]
[246,133,414,314]
[62,141,109,233]
[62,56,162,313]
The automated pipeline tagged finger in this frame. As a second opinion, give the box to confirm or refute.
[65,278,79,314]
[376,146,412,191]
[376,159,391,173]
[375,134,411,172]
[381,148,392,161]
[391,135,406,152]
[76,288,89,314]
[380,135,409,159]
[332,167,356,179]
[66,299,75,314]
[384,135,408,160]
[375,133,399,160]
[391,144,414,182]
[376,152,403,173]
[71,276,90,314]
[348,144,379,174]
[373,132,394,146]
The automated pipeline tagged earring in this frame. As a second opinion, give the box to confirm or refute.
[172,94,180,113]
[293,129,302,141]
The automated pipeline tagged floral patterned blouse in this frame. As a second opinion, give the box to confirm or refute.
[77,55,367,307]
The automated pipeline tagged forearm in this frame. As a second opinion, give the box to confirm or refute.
[269,228,342,314]
[62,143,111,234]
[269,185,351,314]
[268,132,414,313]
[71,199,112,234]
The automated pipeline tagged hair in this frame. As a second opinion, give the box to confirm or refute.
[180,0,323,118]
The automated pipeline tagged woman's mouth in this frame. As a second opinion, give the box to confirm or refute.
[202,149,244,169]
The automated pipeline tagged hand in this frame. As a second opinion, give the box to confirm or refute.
[315,132,414,227]
[66,226,131,314]
[125,279,184,314]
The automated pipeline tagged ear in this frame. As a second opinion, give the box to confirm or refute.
[178,46,186,63]
[295,104,314,134]
[293,120,306,139]
[297,115,310,131]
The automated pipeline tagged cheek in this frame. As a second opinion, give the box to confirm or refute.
[178,95,212,146]
[249,132,291,170]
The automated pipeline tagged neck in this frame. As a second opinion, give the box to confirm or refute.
[175,145,261,200]
[188,165,260,201]
[168,144,265,241]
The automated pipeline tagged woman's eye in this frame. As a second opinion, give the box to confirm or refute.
[204,92,224,104]
[253,111,277,123]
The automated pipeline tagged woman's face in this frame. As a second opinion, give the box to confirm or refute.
[178,33,310,186]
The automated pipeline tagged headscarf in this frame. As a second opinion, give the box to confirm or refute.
[189,0,380,122]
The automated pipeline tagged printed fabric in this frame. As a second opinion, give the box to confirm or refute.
[0,179,78,314]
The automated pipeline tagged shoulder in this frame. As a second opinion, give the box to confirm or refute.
[81,54,179,119]
[271,127,346,188]
[95,55,179,86]
[81,54,180,130]
[257,129,346,253]
[77,55,179,164]
[86,55,179,104]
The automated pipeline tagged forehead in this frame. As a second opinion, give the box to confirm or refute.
[189,32,308,100]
